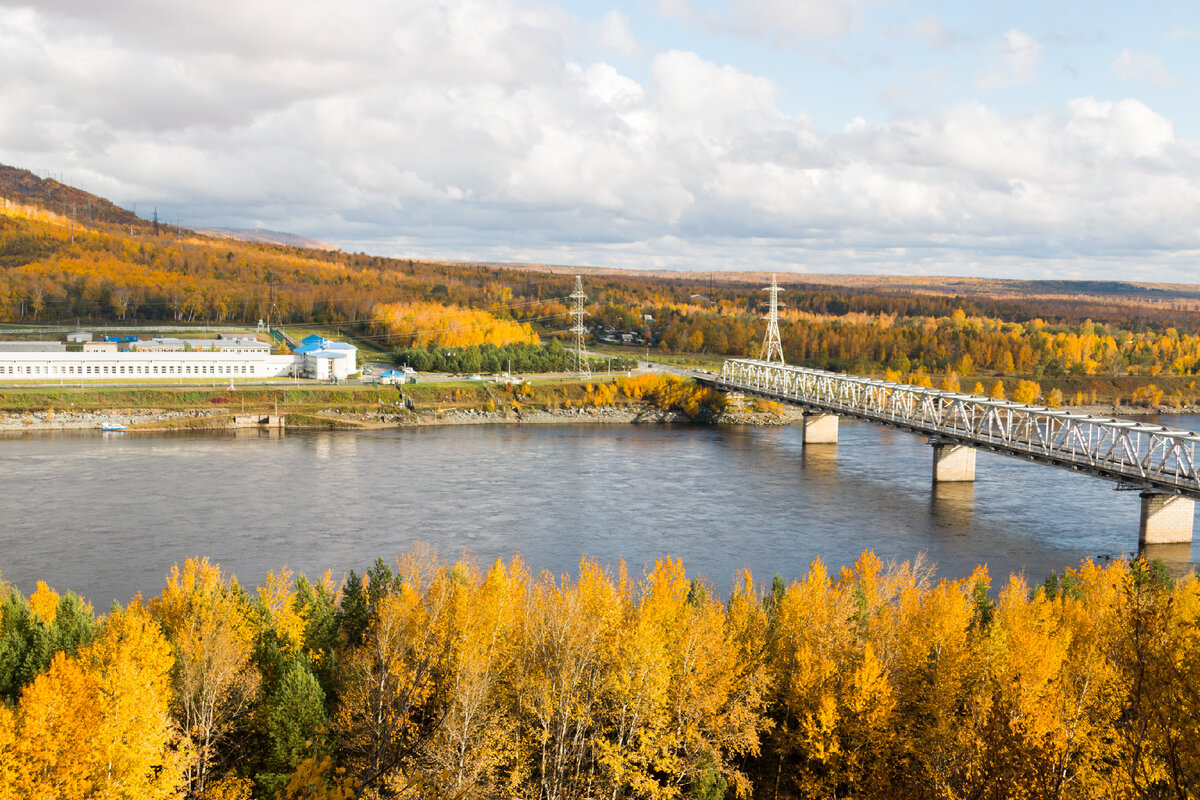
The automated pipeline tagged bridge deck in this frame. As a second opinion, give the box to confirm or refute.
[702,359,1200,499]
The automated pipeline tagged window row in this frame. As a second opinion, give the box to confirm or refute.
[0,363,260,376]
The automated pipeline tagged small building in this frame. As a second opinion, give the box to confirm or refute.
[66,331,93,343]
[82,341,118,353]
[294,336,357,380]
[377,369,406,384]
[303,349,349,381]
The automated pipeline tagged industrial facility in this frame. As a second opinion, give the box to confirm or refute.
[0,332,357,382]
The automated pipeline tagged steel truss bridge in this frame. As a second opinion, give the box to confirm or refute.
[704,358,1200,502]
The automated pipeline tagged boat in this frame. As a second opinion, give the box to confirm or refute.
[100,423,127,432]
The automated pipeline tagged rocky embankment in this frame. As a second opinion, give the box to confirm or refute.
[0,404,803,432]
[0,409,226,431]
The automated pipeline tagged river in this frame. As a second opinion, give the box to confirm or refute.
[1,418,1196,605]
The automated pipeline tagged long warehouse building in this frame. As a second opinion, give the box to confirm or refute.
[0,337,357,381]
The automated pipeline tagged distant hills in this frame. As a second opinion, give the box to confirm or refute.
[193,227,338,251]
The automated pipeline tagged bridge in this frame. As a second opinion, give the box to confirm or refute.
[698,358,1199,546]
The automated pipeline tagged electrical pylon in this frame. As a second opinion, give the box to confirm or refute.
[569,275,591,379]
[760,274,785,363]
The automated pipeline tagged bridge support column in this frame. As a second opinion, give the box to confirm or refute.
[1139,492,1194,545]
[803,413,838,444]
[932,442,976,482]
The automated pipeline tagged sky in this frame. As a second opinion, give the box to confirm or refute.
[2,0,1199,280]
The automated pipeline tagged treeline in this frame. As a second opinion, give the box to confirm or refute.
[657,309,1200,380]
[390,341,637,375]
[2,553,1198,799]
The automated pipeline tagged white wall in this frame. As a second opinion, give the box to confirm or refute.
[0,351,303,380]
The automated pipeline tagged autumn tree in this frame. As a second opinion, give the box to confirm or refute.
[150,557,261,796]
[8,603,186,798]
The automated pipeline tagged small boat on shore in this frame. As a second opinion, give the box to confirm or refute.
[100,423,127,432]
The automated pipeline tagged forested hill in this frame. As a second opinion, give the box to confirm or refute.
[0,162,142,227]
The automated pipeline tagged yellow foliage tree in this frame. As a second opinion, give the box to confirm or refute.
[1012,379,1041,404]
[151,557,261,795]
[9,605,186,799]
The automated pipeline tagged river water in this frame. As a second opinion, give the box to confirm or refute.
[1,418,1196,605]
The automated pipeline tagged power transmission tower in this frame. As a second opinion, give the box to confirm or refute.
[569,275,591,379]
[760,274,785,364]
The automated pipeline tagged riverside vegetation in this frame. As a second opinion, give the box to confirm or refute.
[1,551,1198,800]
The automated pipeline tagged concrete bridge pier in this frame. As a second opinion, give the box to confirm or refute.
[931,442,976,483]
[803,413,839,444]
[1139,492,1195,545]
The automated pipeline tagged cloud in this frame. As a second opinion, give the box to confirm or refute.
[729,0,873,43]
[1111,48,1176,85]
[593,9,637,55]
[1166,25,1194,41]
[2,0,1200,279]
[886,14,956,51]
[974,29,1043,88]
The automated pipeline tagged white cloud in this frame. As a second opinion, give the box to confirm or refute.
[1111,48,1176,85]
[3,0,1200,279]
[974,29,1043,88]
[887,14,955,51]
[1166,25,1195,41]
[729,0,871,42]
[594,9,637,54]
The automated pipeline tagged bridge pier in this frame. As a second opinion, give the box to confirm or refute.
[1139,492,1194,545]
[931,442,976,483]
[803,413,839,444]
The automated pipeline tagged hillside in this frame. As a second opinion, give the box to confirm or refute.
[0,162,143,227]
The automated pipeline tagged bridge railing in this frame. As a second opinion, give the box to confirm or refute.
[716,358,1200,496]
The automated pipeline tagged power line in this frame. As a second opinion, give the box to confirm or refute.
[569,275,591,379]
[760,274,785,364]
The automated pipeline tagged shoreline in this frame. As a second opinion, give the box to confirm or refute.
[0,404,803,432]
[2,401,1196,434]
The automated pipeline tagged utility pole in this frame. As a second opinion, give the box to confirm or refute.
[569,275,591,380]
[760,274,785,364]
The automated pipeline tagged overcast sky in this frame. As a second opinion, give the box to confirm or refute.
[2,0,1199,280]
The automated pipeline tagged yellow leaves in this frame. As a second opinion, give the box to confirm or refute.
[259,566,306,655]
[0,705,15,800]
[371,301,540,349]
[1012,379,1041,405]
[28,580,59,624]
[202,775,254,800]
[150,557,260,795]
[8,604,186,799]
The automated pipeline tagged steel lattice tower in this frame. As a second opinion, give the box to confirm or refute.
[569,275,591,379]
[760,274,785,363]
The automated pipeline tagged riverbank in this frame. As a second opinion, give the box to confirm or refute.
[0,382,1195,433]
[0,402,804,431]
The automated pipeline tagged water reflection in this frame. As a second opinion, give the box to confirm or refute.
[1139,542,1195,577]
[931,481,975,529]
[799,443,839,478]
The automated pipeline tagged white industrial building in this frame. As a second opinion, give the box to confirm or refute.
[0,333,358,382]
[0,350,301,380]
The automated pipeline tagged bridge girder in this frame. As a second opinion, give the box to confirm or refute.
[708,359,1200,500]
